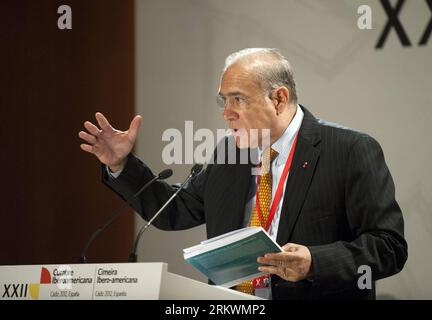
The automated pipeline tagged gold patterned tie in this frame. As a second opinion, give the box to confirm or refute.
[234,147,278,295]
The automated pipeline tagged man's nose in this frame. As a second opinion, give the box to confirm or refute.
[223,105,238,121]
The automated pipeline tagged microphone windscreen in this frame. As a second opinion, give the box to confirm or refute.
[191,164,203,176]
[158,169,173,180]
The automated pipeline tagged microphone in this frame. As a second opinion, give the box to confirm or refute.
[80,168,173,263]
[128,164,203,262]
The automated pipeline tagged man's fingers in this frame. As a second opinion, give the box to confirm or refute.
[281,243,300,252]
[80,144,94,153]
[263,252,296,262]
[258,265,295,277]
[84,121,101,136]
[258,255,294,268]
[127,115,142,142]
[258,265,280,275]
[78,131,97,144]
[95,112,112,131]
[258,265,297,279]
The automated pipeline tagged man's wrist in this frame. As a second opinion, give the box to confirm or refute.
[108,165,123,173]
[108,159,127,173]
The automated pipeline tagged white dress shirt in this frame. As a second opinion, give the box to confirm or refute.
[244,104,304,299]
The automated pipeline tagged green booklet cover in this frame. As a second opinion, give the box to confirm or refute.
[183,227,282,287]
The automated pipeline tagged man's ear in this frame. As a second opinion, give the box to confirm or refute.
[273,87,290,114]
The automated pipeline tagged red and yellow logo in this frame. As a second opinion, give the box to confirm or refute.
[28,267,51,300]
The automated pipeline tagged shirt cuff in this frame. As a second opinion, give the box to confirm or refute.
[106,165,123,179]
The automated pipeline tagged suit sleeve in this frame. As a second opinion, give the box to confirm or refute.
[102,153,207,230]
[308,135,408,288]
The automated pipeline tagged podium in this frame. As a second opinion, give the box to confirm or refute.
[0,263,261,300]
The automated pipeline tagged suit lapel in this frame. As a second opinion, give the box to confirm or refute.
[276,106,321,245]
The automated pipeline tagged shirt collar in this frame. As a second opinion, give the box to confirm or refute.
[259,104,304,166]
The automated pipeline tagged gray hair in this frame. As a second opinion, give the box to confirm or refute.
[224,48,298,105]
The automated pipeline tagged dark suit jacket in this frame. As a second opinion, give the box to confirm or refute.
[102,105,407,300]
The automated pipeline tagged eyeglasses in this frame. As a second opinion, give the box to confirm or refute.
[216,90,276,110]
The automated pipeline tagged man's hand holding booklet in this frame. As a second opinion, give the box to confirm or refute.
[183,227,282,287]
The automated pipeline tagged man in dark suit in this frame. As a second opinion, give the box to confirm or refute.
[79,48,407,299]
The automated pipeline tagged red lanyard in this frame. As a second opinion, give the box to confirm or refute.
[255,133,299,231]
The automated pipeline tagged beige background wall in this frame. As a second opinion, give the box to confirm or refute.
[135,0,432,299]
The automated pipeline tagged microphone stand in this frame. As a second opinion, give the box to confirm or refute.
[128,164,203,262]
[80,168,172,263]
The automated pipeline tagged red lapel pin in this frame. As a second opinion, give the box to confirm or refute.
[302,161,309,168]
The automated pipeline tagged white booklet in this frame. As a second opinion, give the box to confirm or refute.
[183,227,282,287]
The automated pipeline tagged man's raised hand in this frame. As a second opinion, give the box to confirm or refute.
[79,112,142,172]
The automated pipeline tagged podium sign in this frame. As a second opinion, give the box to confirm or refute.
[0,263,260,300]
